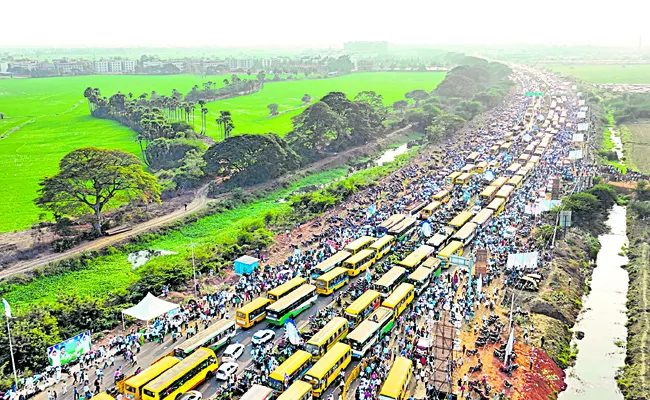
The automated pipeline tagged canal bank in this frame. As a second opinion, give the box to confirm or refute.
[559,205,629,400]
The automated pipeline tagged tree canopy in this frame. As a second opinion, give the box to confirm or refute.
[203,134,301,185]
[35,148,161,234]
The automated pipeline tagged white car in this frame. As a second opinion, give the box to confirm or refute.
[222,343,245,362]
[252,329,275,345]
[504,226,517,239]
[215,362,238,380]
[178,391,202,400]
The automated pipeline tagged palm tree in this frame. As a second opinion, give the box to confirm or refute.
[216,111,234,140]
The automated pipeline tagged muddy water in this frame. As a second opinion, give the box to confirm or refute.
[375,143,408,166]
[559,205,629,399]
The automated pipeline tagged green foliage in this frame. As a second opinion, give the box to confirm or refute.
[425,113,466,139]
[145,138,203,170]
[203,134,301,186]
[535,225,556,247]
[35,148,162,234]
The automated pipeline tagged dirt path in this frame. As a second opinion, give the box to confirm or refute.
[0,125,412,278]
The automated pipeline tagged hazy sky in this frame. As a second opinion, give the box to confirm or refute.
[1,0,649,48]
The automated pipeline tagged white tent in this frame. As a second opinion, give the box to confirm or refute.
[122,293,180,327]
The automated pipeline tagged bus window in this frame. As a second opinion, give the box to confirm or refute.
[173,320,236,358]
[437,240,464,268]
[369,235,395,259]
[344,236,374,255]
[407,266,433,295]
[303,343,352,397]
[373,267,407,298]
[311,251,351,281]
[381,283,415,318]
[344,249,376,277]
[121,357,179,400]
[268,351,313,394]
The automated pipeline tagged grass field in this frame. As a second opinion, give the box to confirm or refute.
[546,65,650,84]
[0,72,444,232]
[626,124,650,174]
[203,72,446,137]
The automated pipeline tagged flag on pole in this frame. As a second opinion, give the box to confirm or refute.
[476,274,482,294]
[504,328,515,366]
[2,298,10,318]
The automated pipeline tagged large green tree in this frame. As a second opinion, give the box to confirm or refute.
[425,113,466,138]
[286,101,344,160]
[35,148,161,234]
[203,134,301,185]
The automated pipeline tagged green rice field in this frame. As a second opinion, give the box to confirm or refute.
[0,72,444,232]
[546,64,650,84]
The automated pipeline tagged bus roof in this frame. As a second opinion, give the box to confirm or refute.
[317,266,349,282]
[408,266,433,282]
[91,394,115,400]
[508,175,523,185]
[308,317,348,346]
[487,197,506,210]
[345,290,380,315]
[476,161,487,168]
[423,201,441,212]
[370,235,394,250]
[240,385,274,400]
[491,177,508,187]
[304,343,351,379]
[388,217,417,235]
[267,285,316,313]
[461,164,475,171]
[480,186,498,197]
[438,241,463,258]
[268,277,306,298]
[346,320,379,343]
[380,357,413,398]
[368,306,393,324]
[506,162,521,172]
[382,283,414,309]
[124,357,180,389]
[375,267,407,287]
[471,208,493,225]
[398,245,434,268]
[457,172,472,181]
[453,222,478,241]
[237,297,272,315]
[277,381,312,400]
[175,319,234,353]
[497,185,515,198]
[144,348,214,392]
[468,151,480,160]
[433,189,450,199]
[379,214,405,230]
[345,249,376,265]
[422,257,441,270]
[269,350,312,380]
[449,211,474,228]
[314,251,351,272]
[344,236,375,252]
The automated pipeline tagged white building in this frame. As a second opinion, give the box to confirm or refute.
[94,61,110,73]
[261,58,273,68]
[56,62,85,74]
[110,61,123,72]
[0,62,8,73]
[122,60,136,73]
[227,59,254,70]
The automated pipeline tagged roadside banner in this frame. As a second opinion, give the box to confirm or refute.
[47,331,91,367]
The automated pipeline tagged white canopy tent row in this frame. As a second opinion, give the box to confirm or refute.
[121,292,180,328]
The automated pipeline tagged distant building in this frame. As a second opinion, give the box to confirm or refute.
[55,62,85,74]
[261,58,273,68]
[122,60,136,72]
[94,60,136,74]
[344,41,388,54]
[227,59,254,70]
[355,59,374,72]
[0,62,9,73]
[94,61,110,73]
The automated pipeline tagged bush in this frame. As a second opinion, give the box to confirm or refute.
[51,237,78,252]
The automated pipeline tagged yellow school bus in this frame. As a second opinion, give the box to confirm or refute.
[487,197,506,216]
[518,154,530,164]
[446,171,462,185]
[518,167,531,178]
[489,145,500,154]
[420,201,441,219]
[470,208,493,228]
[398,245,434,270]
[236,297,272,328]
[480,186,498,203]
[379,357,413,400]
[496,185,515,200]
[269,351,313,394]
[277,381,313,400]
[121,357,180,400]
[345,289,381,329]
[507,175,524,189]
[500,142,513,153]
[369,235,395,259]
[142,348,218,400]
[344,236,375,255]
[437,240,464,268]
[306,317,349,359]
[452,222,478,247]
[303,343,352,397]
[311,251,351,281]
[315,267,349,295]
[407,266,433,295]
[505,163,521,176]
[92,394,116,400]
[476,161,488,173]
[461,164,476,175]
[449,211,474,230]
[529,155,541,165]
[268,277,307,303]
[524,144,536,154]
[343,249,376,277]
[381,283,415,318]
[491,176,508,189]
[432,189,451,203]
[374,266,407,298]
[455,172,472,185]
[240,385,274,400]
[467,152,480,163]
